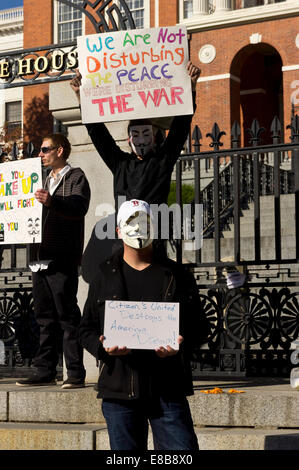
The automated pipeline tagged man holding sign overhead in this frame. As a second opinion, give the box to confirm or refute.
[79,199,210,450]
[70,25,200,208]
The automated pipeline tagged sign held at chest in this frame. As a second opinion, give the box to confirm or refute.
[103,300,180,350]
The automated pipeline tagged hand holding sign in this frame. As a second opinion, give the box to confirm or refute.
[70,69,82,102]
[99,335,131,356]
[103,300,180,352]
[35,189,52,207]
[155,335,183,358]
[187,61,201,91]
[100,333,183,358]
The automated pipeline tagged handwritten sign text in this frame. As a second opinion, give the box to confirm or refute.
[103,300,180,350]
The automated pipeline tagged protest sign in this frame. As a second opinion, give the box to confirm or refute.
[0,158,42,245]
[77,25,193,123]
[103,300,179,350]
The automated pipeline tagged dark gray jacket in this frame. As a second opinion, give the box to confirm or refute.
[30,167,90,267]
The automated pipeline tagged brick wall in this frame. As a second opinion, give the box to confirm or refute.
[21,2,298,150]
[189,16,298,150]
[158,0,178,26]
[23,0,53,145]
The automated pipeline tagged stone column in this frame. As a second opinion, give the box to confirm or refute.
[215,0,233,12]
[193,0,210,15]
[49,81,124,383]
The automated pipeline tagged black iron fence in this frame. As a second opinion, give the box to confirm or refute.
[172,114,299,377]
[0,113,298,377]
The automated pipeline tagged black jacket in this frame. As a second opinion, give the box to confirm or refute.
[85,94,196,208]
[30,167,91,267]
[79,248,209,401]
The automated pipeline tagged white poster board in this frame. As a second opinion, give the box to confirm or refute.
[103,300,179,350]
[0,158,42,245]
[77,25,193,123]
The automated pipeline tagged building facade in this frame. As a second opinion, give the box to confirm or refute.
[0,6,23,157]
[15,0,298,150]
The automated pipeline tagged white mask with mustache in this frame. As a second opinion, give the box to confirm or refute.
[119,212,153,249]
[129,125,154,157]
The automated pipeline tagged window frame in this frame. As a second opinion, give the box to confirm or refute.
[53,0,85,45]
[118,0,150,29]
[4,100,22,137]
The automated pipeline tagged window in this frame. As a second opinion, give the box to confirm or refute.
[243,0,286,6]
[57,0,83,43]
[183,0,193,19]
[5,101,22,136]
[120,0,145,29]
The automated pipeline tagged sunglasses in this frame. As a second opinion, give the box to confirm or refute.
[39,146,57,154]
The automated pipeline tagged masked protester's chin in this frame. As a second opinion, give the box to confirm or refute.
[123,236,152,249]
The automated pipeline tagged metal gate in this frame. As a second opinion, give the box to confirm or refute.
[172,112,299,377]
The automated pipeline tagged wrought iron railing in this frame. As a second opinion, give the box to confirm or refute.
[171,113,299,377]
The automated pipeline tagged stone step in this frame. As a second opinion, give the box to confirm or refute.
[248,194,295,209]
[0,378,299,450]
[196,427,299,451]
[0,422,108,450]
[1,422,299,450]
[182,236,297,263]
[223,223,295,238]
[1,379,298,428]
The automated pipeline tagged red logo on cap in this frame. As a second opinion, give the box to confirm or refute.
[132,200,139,206]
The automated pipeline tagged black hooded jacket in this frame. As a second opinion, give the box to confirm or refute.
[79,248,210,401]
[85,94,196,208]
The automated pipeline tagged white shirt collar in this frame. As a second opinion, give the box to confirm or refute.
[49,164,71,180]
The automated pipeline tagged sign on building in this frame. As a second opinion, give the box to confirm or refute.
[0,158,42,245]
[77,25,193,123]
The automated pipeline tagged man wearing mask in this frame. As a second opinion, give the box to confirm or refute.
[70,62,201,209]
[79,199,210,450]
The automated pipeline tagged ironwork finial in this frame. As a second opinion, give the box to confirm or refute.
[206,123,226,150]
[246,119,265,146]
[10,142,19,161]
[26,142,35,158]
[192,125,202,153]
[231,121,241,148]
[270,116,281,144]
[286,114,299,143]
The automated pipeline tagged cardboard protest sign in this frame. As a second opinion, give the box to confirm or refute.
[0,158,42,245]
[103,300,180,350]
[77,25,193,123]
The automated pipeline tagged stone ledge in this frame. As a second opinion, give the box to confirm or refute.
[0,392,7,421]
[1,382,298,428]
[8,386,103,424]
[0,422,106,450]
[1,423,299,450]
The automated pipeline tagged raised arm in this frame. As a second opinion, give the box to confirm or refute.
[161,61,201,166]
[70,70,127,173]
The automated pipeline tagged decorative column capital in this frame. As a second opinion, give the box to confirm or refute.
[193,0,210,16]
[215,0,233,12]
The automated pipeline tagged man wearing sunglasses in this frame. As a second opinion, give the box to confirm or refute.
[16,133,91,389]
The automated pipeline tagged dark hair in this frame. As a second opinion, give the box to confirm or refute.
[127,119,153,135]
[42,133,71,160]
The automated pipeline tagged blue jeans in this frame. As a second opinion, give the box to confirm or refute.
[102,396,199,451]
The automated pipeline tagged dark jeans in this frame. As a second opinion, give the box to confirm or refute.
[102,396,199,451]
[32,265,85,380]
